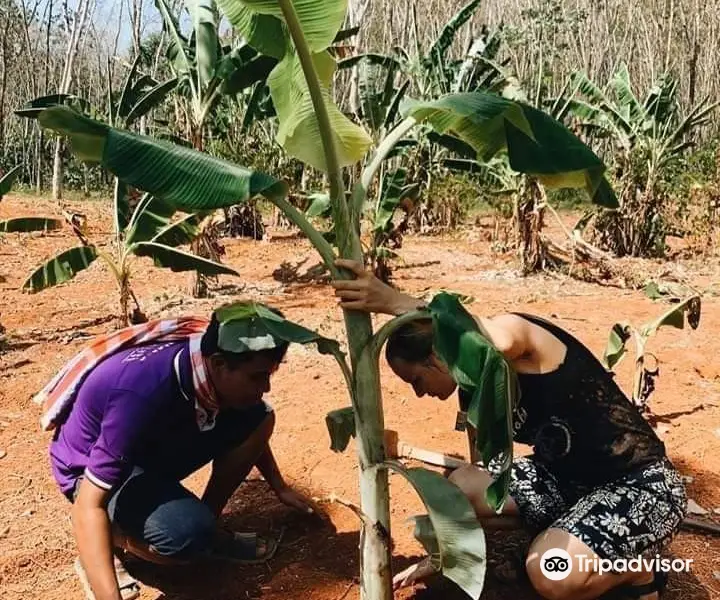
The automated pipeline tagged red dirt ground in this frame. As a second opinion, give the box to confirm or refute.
[1,195,719,600]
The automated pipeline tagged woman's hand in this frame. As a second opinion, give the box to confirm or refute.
[392,556,437,590]
[331,259,424,316]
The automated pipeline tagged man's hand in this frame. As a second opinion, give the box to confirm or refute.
[331,259,424,316]
[275,486,318,515]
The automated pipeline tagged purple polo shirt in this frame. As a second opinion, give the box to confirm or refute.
[49,340,195,495]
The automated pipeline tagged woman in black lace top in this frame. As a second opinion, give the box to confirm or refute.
[332,260,687,600]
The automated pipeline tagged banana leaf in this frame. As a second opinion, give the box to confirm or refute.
[37,107,288,211]
[0,217,62,233]
[428,292,517,511]
[131,242,238,276]
[23,246,99,292]
[402,92,619,208]
[387,463,487,599]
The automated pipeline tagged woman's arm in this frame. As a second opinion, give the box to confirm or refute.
[331,259,426,315]
[332,259,531,362]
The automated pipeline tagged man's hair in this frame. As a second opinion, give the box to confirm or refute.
[201,304,290,369]
[385,318,435,365]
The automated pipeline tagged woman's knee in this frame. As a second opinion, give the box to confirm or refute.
[525,528,592,600]
[448,465,494,515]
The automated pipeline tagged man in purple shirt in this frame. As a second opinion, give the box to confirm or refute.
[50,305,316,600]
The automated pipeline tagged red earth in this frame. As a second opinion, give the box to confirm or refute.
[1,194,719,600]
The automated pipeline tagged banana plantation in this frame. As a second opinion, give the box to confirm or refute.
[0,1,718,600]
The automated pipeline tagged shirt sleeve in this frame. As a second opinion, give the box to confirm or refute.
[84,388,161,491]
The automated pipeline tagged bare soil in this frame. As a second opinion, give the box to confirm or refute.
[1,195,719,600]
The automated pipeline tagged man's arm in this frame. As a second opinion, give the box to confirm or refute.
[256,446,317,515]
[72,479,121,600]
[254,445,285,491]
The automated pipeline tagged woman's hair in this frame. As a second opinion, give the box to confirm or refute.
[385,318,435,365]
[201,305,290,369]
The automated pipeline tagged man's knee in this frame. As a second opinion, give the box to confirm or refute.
[145,502,215,560]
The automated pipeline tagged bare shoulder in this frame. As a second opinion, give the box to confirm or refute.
[476,313,532,359]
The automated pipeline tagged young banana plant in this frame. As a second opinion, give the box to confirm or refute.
[603,290,702,412]
[31,1,618,597]
[22,194,237,326]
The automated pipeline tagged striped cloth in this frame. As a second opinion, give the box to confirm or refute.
[34,317,217,431]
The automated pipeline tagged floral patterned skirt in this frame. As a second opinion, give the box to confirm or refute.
[502,456,687,560]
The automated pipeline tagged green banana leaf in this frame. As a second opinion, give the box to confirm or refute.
[220,55,278,95]
[125,195,177,245]
[325,406,356,452]
[131,242,238,276]
[116,55,143,121]
[151,213,203,247]
[387,464,487,599]
[640,296,702,338]
[37,107,288,211]
[186,0,219,91]
[218,0,346,53]
[268,50,372,171]
[215,301,343,358]
[125,78,178,126]
[428,292,517,511]
[155,0,193,76]
[305,192,332,218]
[0,217,62,233]
[0,165,23,200]
[402,92,619,208]
[23,246,99,292]
[602,322,632,370]
[219,4,287,59]
[374,168,419,234]
[425,0,482,88]
[14,93,90,118]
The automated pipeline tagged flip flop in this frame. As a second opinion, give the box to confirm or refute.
[618,570,668,599]
[74,557,140,600]
[210,531,279,565]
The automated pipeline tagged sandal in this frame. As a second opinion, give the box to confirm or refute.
[619,570,668,599]
[74,556,140,600]
[210,531,279,565]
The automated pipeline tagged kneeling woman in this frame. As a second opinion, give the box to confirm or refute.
[332,260,687,600]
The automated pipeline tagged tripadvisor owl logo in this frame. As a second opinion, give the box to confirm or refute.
[539,548,693,581]
[540,549,573,581]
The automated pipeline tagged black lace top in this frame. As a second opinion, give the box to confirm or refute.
[464,313,667,486]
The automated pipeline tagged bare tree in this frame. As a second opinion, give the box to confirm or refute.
[51,0,93,201]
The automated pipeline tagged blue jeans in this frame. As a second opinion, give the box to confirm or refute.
[71,402,271,560]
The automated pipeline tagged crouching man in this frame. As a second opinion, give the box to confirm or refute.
[39,303,315,600]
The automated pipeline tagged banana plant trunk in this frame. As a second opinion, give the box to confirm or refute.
[349,317,393,599]
[515,177,546,275]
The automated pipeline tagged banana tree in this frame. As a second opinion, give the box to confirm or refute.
[557,65,718,257]
[23,191,237,326]
[603,292,702,413]
[34,1,617,597]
